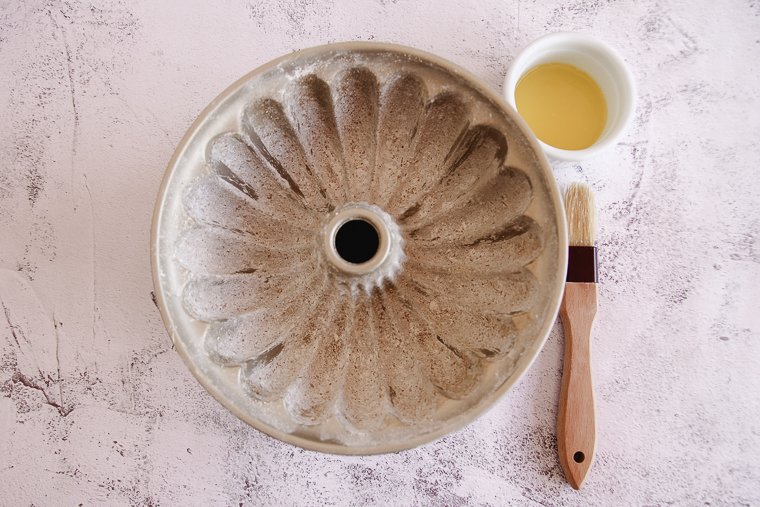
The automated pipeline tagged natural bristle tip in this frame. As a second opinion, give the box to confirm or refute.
[564,183,596,247]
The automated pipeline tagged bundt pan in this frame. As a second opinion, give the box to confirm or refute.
[151,42,567,454]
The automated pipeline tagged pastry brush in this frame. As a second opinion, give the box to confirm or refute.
[557,182,598,490]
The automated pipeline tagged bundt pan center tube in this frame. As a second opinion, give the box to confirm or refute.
[151,42,567,454]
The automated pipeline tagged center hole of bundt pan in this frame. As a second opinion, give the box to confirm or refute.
[322,203,402,279]
[335,219,380,264]
[323,204,397,278]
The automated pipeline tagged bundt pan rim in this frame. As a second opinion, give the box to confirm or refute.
[150,41,568,455]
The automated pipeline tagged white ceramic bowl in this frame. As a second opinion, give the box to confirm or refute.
[504,32,636,161]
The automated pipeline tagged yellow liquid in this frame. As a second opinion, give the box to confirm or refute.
[515,63,607,150]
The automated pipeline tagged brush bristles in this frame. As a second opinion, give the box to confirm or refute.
[564,183,596,247]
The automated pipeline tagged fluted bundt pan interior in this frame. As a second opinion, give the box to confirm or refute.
[151,43,567,454]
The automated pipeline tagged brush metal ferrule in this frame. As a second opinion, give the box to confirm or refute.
[567,246,598,283]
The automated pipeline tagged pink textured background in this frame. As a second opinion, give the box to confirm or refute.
[1,0,759,505]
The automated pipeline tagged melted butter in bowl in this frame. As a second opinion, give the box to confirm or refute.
[515,62,607,151]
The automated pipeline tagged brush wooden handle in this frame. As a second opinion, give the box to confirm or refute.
[558,282,597,490]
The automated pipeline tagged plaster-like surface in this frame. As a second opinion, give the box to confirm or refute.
[1,0,759,504]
